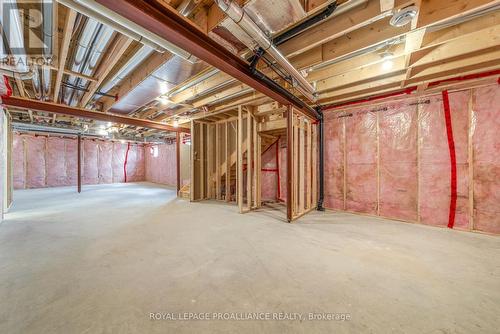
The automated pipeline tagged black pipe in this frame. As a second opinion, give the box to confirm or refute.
[315,106,325,211]
[273,2,338,47]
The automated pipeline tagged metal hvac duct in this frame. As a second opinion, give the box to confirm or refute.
[63,16,114,106]
[0,1,42,99]
[215,0,317,102]
[41,0,54,100]
[57,0,197,63]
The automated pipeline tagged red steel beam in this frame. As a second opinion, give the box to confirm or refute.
[2,96,189,133]
[94,0,315,118]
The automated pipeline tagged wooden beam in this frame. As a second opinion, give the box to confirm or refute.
[416,0,500,28]
[380,0,395,12]
[53,9,77,102]
[279,0,388,58]
[80,35,133,107]
[103,51,174,111]
[169,72,235,104]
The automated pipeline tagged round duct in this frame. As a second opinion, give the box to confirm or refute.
[390,6,419,27]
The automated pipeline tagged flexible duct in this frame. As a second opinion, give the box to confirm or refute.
[216,0,317,102]
[57,0,197,63]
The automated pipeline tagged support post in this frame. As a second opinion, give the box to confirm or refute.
[316,106,325,211]
[237,106,243,213]
[77,134,81,193]
[176,132,181,195]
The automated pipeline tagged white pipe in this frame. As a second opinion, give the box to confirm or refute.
[58,0,197,63]
[216,0,317,101]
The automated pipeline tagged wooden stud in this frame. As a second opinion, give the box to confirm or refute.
[312,122,318,206]
[237,106,243,212]
[293,113,299,216]
[207,124,212,199]
[225,121,231,202]
[286,107,294,222]
[246,108,252,210]
[200,123,205,199]
[306,119,312,210]
[299,117,305,214]
[255,115,262,208]
[215,123,220,200]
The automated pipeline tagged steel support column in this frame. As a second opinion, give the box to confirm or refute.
[77,134,82,193]
[176,132,181,195]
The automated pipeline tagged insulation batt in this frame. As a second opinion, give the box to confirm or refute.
[261,140,279,201]
[324,83,499,234]
[13,135,146,189]
[145,143,176,187]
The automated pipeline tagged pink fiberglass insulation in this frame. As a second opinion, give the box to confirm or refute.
[112,142,126,183]
[64,138,78,186]
[13,134,25,189]
[261,140,278,201]
[46,137,69,187]
[324,113,345,210]
[345,109,378,214]
[379,100,418,221]
[419,91,470,229]
[98,140,113,184]
[126,144,145,182]
[25,135,46,188]
[12,134,146,189]
[145,143,176,187]
[472,85,500,234]
[82,139,99,185]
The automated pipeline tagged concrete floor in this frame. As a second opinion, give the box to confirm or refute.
[0,182,499,333]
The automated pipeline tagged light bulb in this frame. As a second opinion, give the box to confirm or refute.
[382,59,393,70]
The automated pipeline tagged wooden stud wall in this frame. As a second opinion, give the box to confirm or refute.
[287,107,319,222]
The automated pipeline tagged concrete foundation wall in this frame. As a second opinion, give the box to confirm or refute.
[324,83,500,235]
